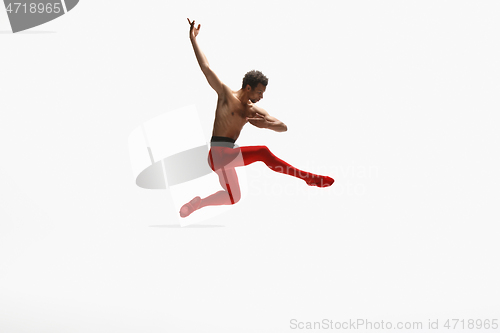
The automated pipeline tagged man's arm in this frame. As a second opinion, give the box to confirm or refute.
[187,18,224,95]
[247,106,288,132]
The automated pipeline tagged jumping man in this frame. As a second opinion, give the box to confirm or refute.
[180,18,334,218]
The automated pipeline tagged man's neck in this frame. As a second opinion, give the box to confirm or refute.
[235,89,250,105]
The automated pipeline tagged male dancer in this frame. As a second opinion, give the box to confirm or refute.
[180,18,334,218]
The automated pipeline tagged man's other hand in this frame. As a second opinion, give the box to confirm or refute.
[187,18,200,39]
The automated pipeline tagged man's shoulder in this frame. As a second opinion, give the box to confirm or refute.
[217,83,236,101]
[220,83,234,95]
[248,103,262,112]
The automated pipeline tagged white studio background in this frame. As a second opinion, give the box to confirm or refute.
[1,1,499,332]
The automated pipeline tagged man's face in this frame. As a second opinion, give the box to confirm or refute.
[249,83,266,103]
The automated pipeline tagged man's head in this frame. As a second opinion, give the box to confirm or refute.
[242,70,268,103]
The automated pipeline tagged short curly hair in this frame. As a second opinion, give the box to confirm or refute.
[242,70,268,89]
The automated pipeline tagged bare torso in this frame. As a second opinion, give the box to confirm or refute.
[211,85,257,141]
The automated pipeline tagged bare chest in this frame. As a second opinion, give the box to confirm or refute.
[217,93,253,122]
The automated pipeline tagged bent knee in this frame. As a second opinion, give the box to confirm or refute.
[229,190,241,204]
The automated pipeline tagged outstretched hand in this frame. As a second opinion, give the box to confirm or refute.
[187,18,200,39]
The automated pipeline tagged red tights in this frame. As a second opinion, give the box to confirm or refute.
[179,145,334,217]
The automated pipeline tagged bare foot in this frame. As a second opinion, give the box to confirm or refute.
[179,196,201,218]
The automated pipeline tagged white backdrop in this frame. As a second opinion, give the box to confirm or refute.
[1,1,499,332]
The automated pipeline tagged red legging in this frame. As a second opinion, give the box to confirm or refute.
[197,145,331,208]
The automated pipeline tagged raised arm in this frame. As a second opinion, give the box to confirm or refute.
[187,18,224,95]
[247,105,288,132]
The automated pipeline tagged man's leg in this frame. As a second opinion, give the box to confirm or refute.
[200,166,241,207]
[179,145,333,217]
[179,166,241,218]
[238,145,334,187]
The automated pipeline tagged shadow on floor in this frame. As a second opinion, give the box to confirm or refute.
[0,31,56,34]
[149,225,224,228]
